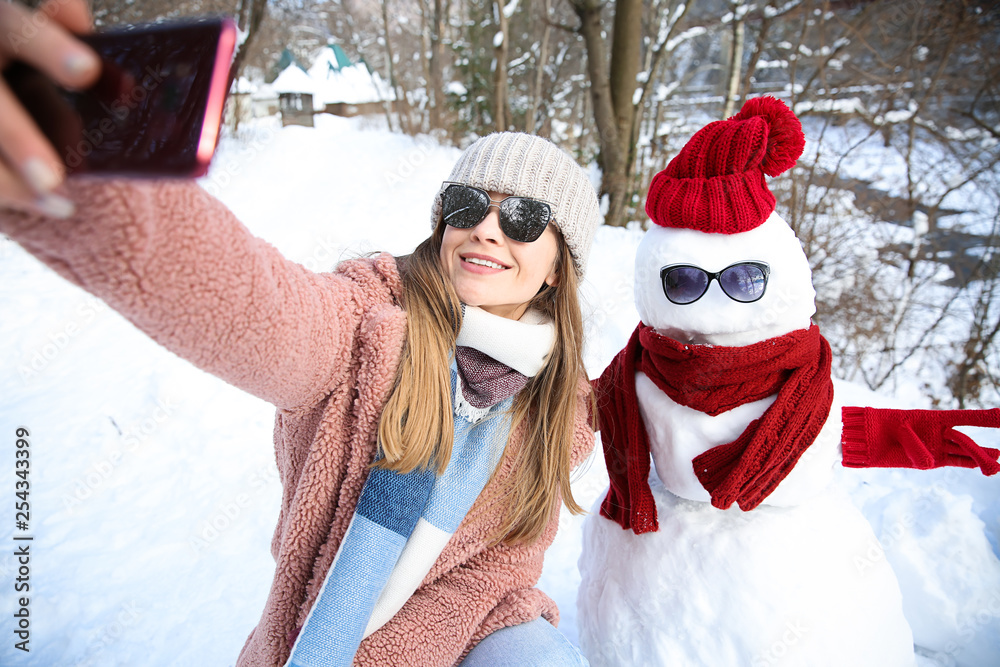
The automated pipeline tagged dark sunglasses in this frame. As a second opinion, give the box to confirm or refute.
[659,262,770,305]
[440,183,552,243]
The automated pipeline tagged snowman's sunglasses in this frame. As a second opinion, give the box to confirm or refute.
[440,183,552,243]
[660,262,770,305]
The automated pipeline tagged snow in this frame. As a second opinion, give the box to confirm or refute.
[758,59,791,69]
[307,48,395,105]
[879,100,919,125]
[765,1,802,19]
[665,26,707,53]
[445,81,468,97]
[1,114,998,666]
[794,96,865,116]
[231,77,257,95]
[271,64,318,95]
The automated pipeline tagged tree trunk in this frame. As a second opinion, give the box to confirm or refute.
[572,0,626,227]
[493,0,511,131]
[419,0,431,132]
[429,0,445,129]
[723,0,746,118]
[627,0,696,207]
[526,0,551,135]
[609,0,642,175]
[381,0,405,133]
[228,0,268,90]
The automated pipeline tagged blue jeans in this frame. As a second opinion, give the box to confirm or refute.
[460,617,590,666]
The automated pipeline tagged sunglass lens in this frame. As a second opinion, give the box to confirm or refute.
[500,198,552,242]
[720,264,767,302]
[663,266,709,304]
[441,185,489,228]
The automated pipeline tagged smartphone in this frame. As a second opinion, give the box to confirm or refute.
[4,16,237,178]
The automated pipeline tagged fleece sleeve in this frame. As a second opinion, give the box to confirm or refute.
[0,178,371,410]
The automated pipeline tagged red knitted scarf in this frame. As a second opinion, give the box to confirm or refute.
[595,322,833,533]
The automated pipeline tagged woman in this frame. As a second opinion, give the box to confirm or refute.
[0,2,601,665]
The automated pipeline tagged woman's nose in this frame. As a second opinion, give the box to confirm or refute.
[471,205,504,243]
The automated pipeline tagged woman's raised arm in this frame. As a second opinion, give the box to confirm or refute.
[2,177,394,410]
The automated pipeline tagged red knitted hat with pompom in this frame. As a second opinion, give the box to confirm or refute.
[645,97,805,233]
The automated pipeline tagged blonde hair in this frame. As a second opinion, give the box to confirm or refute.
[377,220,593,544]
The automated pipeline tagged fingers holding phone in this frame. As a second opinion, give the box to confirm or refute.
[0,0,100,217]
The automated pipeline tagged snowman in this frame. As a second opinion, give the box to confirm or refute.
[577,97,999,667]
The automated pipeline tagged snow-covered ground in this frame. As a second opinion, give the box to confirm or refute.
[1,114,998,666]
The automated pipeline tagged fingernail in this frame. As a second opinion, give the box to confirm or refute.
[22,158,62,193]
[64,50,100,78]
[35,193,75,219]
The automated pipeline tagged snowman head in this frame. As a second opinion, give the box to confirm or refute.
[634,212,815,346]
[638,97,811,346]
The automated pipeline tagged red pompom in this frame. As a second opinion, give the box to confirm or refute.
[730,96,805,177]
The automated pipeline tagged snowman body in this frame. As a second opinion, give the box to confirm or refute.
[578,474,914,667]
[578,216,915,666]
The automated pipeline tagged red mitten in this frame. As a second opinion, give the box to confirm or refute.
[841,407,1000,475]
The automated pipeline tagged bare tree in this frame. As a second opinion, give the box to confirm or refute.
[493,0,512,130]
[525,0,552,134]
[568,0,630,227]
[721,0,746,117]
[229,0,269,87]
[950,215,1000,408]
[381,0,406,133]
[609,0,642,169]
[428,0,445,129]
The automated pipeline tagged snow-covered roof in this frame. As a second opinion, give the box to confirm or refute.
[231,76,258,95]
[308,44,353,77]
[312,63,395,105]
[271,65,318,95]
[252,81,278,100]
[303,44,393,104]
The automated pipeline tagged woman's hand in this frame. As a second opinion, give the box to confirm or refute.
[0,0,100,217]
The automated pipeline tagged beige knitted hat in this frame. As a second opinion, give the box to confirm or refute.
[430,132,602,276]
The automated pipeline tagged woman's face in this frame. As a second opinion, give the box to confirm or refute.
[439,190,560,320]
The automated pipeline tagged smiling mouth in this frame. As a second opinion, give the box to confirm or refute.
[463,256,509,270]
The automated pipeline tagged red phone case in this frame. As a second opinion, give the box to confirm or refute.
[5,16,237,178]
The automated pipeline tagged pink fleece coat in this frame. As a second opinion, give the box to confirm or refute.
[0,179,596,667]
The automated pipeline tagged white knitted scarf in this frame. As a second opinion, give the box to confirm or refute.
[454,305,555,422]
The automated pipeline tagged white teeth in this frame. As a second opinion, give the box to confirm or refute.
[465,257,505,270]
